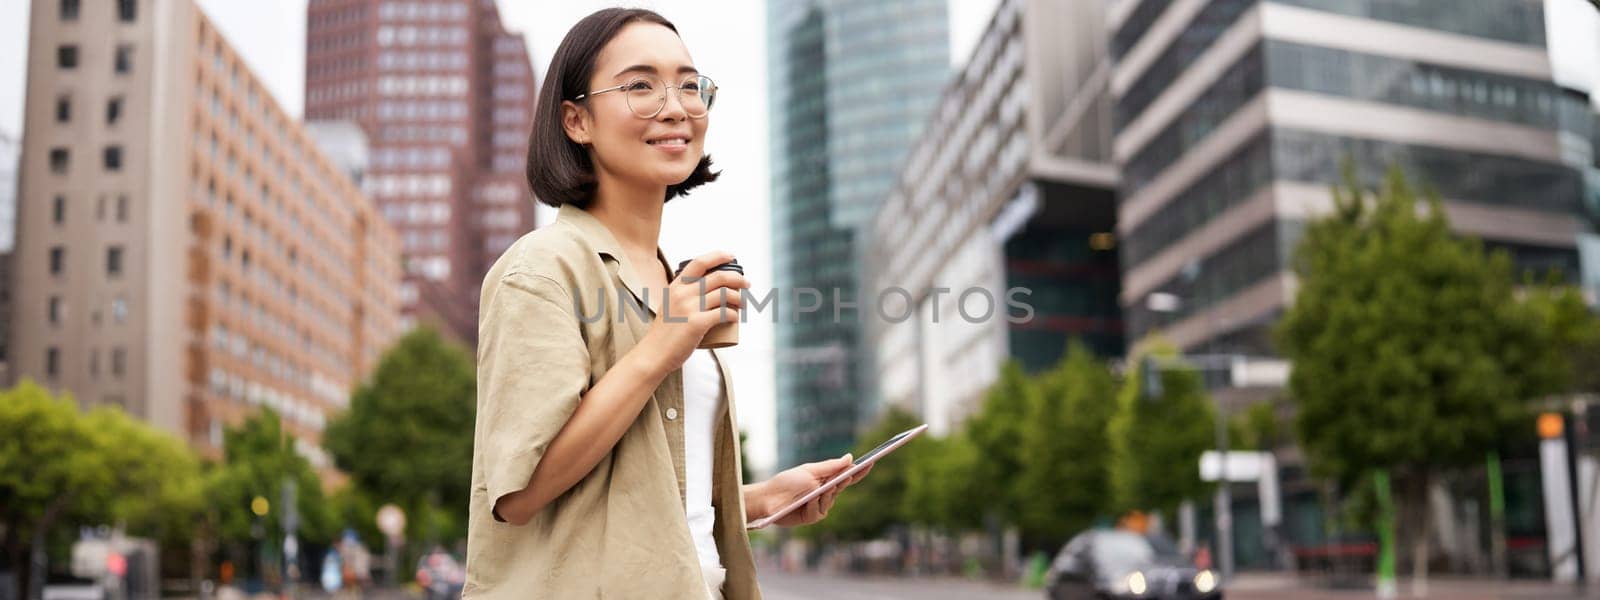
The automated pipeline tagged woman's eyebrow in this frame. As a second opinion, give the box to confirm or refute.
[612,64,700,78]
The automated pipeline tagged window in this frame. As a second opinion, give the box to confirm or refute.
[104,146,123,171]
[90,349,99,377]
[46,348,60,378]
[106,246,124,277]
[55,96,70,122]
[53,196,66,224]
[48,296,64,324]
[107,96,123,124]
[114,45,133,74]
[112,297,128,323]
[111,348,126,378]
[61,0,80,20]
[57,45,78,69]
[116,195,129,222]
[49,246,65,275]
[49,148,68,173]
[117,0,136,22]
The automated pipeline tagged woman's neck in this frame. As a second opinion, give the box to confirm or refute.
[586,171,665,266]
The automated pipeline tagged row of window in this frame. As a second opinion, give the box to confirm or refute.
[47,295,129,329]
[363,174,453,198]
[376,50,469,71]
[60,0,136,23]
[51,194,132,226]
[379,200,452,224]
[371,146,452,169]
[1126,221,1294,341]
[41,346,129,380]
[1268,0,1546,46]
[1121,127,1585,272]
[55,95,124,126]
[377,75,468,97]
[378,125,468,144]
[1112,0,1172,61]
[47,146,124,175]
[376,25,470,47]
[378,2,470,22]
[1264,40,1560,129]
[56,44,134,75]
[1116,0,1253,130]
[1123,41,1565,196]
[376,99,467,121]
[45,245,126,278]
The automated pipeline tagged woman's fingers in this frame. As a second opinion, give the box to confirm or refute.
[677,251,736,280]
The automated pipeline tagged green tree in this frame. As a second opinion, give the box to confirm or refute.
[1521,283,1600,394]
[1013,342,1118,549]
[204,408,336,579]
[964,361,1036,527]
[1111,345,1215,516]
[322,327,476,544]
[903,432,984,532]
[0,380,203,599]
[1275,167,1564,590]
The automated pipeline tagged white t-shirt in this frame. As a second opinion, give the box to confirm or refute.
[681,349,724,573]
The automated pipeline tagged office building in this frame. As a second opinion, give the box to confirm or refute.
[304,0,538,344]
[1111,0,1585,355]
[9,0,404,464]
[768,0,950,467]
[863,0,1123,434]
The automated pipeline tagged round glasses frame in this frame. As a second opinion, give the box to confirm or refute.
[574,74,717,119]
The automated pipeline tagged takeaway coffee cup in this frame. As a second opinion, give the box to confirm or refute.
[675,258,743,349]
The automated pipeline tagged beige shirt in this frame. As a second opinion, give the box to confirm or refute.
[464,204,761,599]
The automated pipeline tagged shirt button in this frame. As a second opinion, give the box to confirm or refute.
[666,407,679,421]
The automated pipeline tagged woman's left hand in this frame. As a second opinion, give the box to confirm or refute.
[751,453,874,528]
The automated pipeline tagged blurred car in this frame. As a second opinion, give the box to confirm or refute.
[1045,529,1222,600]
[415,548,465,600]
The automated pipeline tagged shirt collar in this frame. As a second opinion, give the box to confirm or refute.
[556,203,671,313]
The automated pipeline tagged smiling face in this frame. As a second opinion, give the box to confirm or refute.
[560,22,709,194]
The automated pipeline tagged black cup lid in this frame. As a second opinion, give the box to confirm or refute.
[676,258,742,277]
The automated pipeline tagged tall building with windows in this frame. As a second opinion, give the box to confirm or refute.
[863,0,1122,435]
[1112,0,1585,356]
[9,0,404,465]
[768,0,950,468]
[304,0,537,344]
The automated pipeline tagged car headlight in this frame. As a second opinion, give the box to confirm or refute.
[1194,569,1217,593]
[1107,572,1145,598]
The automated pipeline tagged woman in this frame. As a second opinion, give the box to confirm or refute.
[464,8,869,599]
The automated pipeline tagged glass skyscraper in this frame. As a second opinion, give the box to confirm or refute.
[767,0,949,468]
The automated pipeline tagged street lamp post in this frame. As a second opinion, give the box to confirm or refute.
[1146,275,1234,581]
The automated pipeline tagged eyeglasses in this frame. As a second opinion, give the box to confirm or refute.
[574,74,717,119]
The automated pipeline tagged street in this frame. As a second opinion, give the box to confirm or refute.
[757,570,1600,600]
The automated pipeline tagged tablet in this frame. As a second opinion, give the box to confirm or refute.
[746,423,929,530]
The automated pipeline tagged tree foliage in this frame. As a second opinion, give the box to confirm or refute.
[1013,342,1118,546]
[0,380,203,598]
[204,408,337,551]
[1111,344,1215,516]
[1275,167,1561,488]
[964,361,1036,525]
[322,327,476,544]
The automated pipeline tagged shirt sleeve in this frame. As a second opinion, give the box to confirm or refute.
[476,271,591,522]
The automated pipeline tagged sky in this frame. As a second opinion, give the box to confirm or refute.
[0,0,1591,475]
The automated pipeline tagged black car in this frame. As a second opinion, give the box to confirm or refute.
[1045,529,1222,600]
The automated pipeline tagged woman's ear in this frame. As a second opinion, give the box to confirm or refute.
[561,100,592,146]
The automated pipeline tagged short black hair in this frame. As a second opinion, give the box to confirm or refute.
[527,8,719,209]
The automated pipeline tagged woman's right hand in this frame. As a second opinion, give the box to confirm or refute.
[639,251,748,375]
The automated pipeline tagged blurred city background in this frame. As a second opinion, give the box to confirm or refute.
[2,0,1600,599]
